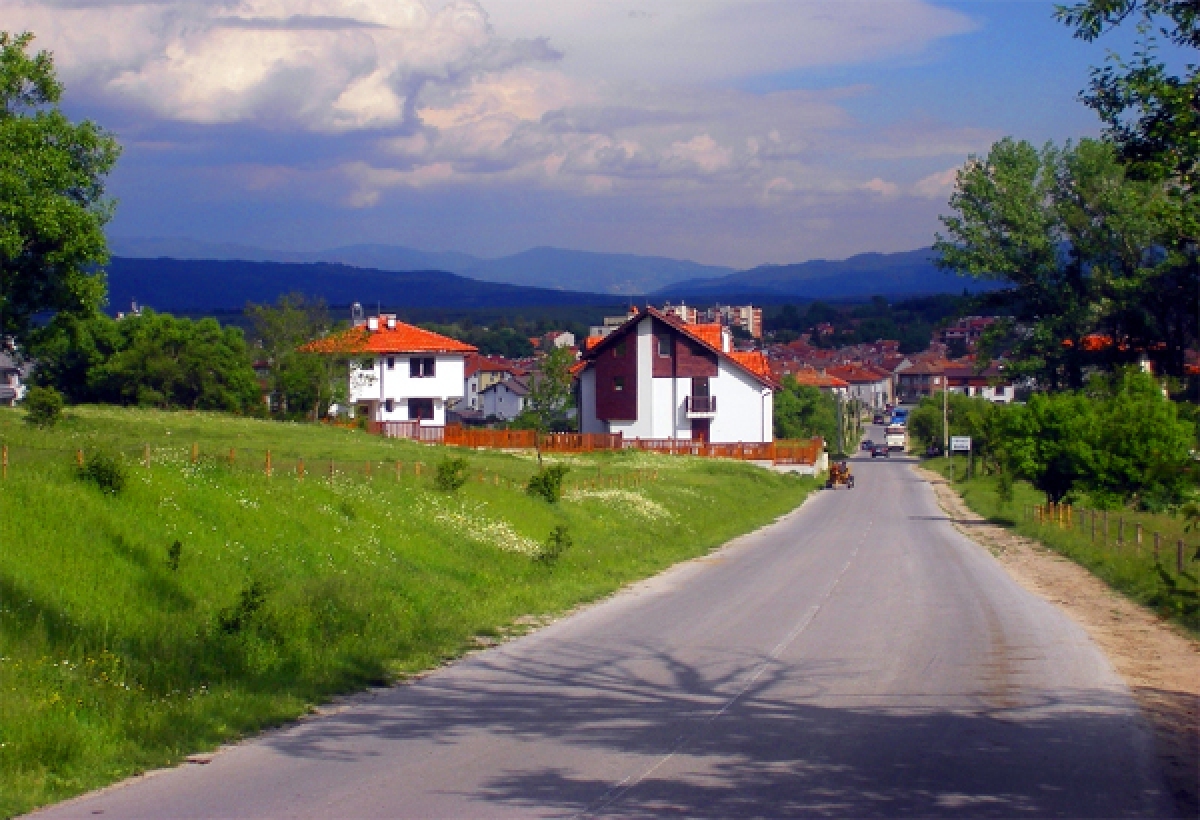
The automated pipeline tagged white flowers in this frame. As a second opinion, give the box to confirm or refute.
[563,489,672,522]
[417,495,541,556]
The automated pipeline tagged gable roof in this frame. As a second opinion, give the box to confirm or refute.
[580,307,776,388]
[481,376,530,396]
[300,322,476,356]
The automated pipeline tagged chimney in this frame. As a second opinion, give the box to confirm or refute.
[367,317,379,332]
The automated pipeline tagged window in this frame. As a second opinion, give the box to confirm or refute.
[614,341,626,358]
[384,398,394,413]
[387,356,395,370]
[408,398,434,421]
[613,376,625,392]
[360,358,375,370]
[409,357,436,378]
[657,335,671,357]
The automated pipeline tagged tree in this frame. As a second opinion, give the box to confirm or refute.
[773,377,838,447]
[521,346,576,434]
[246,293,342,419]
[935,138,1187,385]
[1,32,120,345]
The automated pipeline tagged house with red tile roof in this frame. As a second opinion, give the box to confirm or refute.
[463,354,525,412]
[827,364,894,410]
[575,307,777,444]
[300,314,476,428]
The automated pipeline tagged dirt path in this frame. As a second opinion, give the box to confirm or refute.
[914,466,1199,817]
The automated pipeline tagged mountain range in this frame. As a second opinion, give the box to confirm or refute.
[104,258,620,314]
[106,239,1003,313]
[109,238,734,295]
[653,248,1000,302]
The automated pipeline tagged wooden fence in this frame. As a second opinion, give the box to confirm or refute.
[365,422,823,466]
[1027,501,1196,573]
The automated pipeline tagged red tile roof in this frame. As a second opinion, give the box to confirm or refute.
[728,351,773,382]
[300,323,476,355]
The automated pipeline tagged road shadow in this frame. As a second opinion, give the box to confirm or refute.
[264,642,1171,818]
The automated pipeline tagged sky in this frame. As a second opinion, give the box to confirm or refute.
[3,0,1153,268]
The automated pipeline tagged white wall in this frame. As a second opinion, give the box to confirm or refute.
[709,360,773,443]
[482,384,526,420]
[348,353,466,424]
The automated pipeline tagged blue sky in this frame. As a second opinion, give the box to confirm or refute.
[4,0,1161,268]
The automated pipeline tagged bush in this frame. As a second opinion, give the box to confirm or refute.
[435,457,470,492]
[166,540,182,572]
[526,464,569,503]
[535,525,573,565]
[78,451,126,495]
[23,385,64,428]
[217,580,268,635]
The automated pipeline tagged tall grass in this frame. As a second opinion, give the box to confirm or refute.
[927,458,1198,634]
[0,406,817,817]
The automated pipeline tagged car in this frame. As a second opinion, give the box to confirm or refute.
[872,445,889,458]
[861,439,875,451]
[926,444,943,458]
[873,414,886,425]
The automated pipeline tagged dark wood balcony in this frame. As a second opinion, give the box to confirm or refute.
[685,395,717,417]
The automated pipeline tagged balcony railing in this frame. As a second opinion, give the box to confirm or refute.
[685,395,717,416]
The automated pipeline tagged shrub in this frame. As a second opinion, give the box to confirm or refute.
[435,457,470,492]
[526,464,569,503]
[166,540,182,572]
[535,525,573,565]
[217,579,268,635]
[23,385,64,428]
[78,451,126,494]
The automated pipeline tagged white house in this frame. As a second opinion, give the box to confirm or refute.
[575,307,776,444]
[301,314,476,428]
[0,351,29,408]
[463,354,522,411]
[480,376,529,420]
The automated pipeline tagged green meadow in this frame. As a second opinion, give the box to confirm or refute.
[0,406,815,817]
[926,457,1198,635]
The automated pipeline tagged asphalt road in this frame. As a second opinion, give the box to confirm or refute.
[37,439,1176,818]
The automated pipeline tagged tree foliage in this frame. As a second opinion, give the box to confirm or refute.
[246,293,344,419]
[936,137,1195,384]
[522,346,577,433]
[32,311,261,412]
[773,377,838,446]
[910,371,1195,507]
[0,32,120,345]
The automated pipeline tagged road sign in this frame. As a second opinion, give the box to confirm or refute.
[951,436,972,452]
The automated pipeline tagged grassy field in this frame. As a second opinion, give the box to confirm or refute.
[0,406,818,817]
[926,457,1198,635]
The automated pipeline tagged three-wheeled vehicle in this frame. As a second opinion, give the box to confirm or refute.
[826,460,855,489]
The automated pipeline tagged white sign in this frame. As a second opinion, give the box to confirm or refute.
[951,436,972,452]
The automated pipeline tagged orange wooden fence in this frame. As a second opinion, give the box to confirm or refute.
[374,422,823,465]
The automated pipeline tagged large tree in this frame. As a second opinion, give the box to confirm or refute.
[935,137,1190,385]
[246,293,343,419]
[0,32,120,345]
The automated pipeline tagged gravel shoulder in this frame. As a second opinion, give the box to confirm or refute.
[914,465,1199,817]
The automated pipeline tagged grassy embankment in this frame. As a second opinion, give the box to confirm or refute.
[0,406,817,817]
[925,457,1198,635]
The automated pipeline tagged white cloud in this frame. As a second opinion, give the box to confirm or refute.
[913,167,959,199]
[862,177,899,198]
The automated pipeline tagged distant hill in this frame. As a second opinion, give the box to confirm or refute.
[655,248,1003,304]
[108,238,733,295]
[104,257,620,314]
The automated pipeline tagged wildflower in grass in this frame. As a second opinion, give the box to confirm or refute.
[563,488,672,522]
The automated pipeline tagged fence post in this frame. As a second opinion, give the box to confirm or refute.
[329,459,335,478]
[297,458,304,480]
[2,444,7,480]
[76,449,84,468]
[395,461,402,481]
[1177,540,1185,573]
[1091,509,1096,542]
[265,450,272,478]
[1103,510,1109,545]
[144,444,152,468]
[1118,518,1124,547]
[228,447,236,466]
[1136,523,1143,551]
[191,442,198,465]
[415,462,422,477]
[1154,532,1160,561]
[365,460,371,478]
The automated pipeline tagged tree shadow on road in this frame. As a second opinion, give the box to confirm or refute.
[263,641,1172,818]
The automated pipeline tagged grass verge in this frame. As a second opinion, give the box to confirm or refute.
[925,457,1198,636]
[0,406,817,817]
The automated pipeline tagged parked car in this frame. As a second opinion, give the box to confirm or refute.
[872,445,889,458]
[861,439,875,451]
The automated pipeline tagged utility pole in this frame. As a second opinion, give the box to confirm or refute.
[942,374,948,462]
